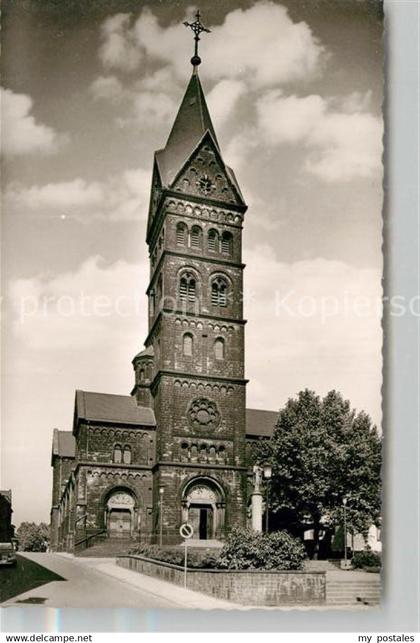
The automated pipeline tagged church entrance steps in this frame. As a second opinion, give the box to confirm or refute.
[325,570,381,606]
[304,560,338,572]
[76,538,137,558]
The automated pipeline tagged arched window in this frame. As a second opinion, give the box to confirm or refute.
[214,337,225,360]
[139,368,145,381]
[191,225,202,249]
[211,277,228,307]
[180,442,189,461]
[179,272,197,302]
[123,445,132,464]
[183,333,193,357]
[221,231,233,255]
[156,274,163,304]
[208,229,219,253]
[176,222,187,246]
[209,446,216,462]
[113,444,122,464]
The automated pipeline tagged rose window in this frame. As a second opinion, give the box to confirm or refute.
[188,398,220,430]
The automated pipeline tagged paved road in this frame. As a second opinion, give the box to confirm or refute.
[1,552,223,609]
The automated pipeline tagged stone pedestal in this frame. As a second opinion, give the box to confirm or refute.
[251,491,263,533]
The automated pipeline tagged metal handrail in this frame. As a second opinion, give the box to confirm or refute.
[74,528,107,548]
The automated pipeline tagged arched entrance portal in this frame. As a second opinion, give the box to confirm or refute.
[106,490,136,539]
[182,479,225,540]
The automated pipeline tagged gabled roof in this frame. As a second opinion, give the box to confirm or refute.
[246,408,278,438]
[75,390,156,427]
[167,130,245,206]
[52,429,76,461]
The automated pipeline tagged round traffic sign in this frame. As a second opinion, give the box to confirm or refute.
[179,522,194,539]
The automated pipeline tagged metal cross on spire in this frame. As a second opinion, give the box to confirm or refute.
[183,10,211,68]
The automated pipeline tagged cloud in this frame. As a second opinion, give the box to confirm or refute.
[9,256,148,351]
[97,3,325,88]
[99,13,143,72]
[90,75,126,102]
[257,93,325,144]
[7,179,105,210]
[200,2,325,88]
[5,168,152,222]
[90,69,179,130]
[207,80,247,130]
[243,246,382,424]
[131,91,177,127]
[1,87,67,156]
[256,91,383,181]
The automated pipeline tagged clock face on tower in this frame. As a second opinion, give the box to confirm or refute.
[196,174,215,196]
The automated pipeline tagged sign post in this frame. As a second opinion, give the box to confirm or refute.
[179,522,194,588]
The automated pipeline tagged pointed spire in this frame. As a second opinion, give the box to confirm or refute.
[155,72,219,186]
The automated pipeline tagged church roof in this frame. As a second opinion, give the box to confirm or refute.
[75,390,156,427]
[52,429,76,459]
[53,406,276,461]
[132,345,154,362]
[245,408,278,438]
[156,72,219,187]
[154,72,244,202]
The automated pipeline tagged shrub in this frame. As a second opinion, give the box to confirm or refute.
[128,544,218,569]
[352,550,381,569]
[215,527,306,570]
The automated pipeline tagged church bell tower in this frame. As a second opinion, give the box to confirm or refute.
[133,12,248,541]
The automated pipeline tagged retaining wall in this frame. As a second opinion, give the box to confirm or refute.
[117,555,326,606]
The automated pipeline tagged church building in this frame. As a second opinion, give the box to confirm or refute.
[50,20,278,553]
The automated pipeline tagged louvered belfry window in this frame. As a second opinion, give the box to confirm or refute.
[208,229,219,252]
[179,272,196,302]
[221,232,233,255]
[211,277,228,306]
[191,225,202,249]
[188,280,196,302]
[176,222,187,245]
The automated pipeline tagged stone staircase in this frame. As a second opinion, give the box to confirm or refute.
[326,572,381,606]
[76,538,137,558]
[304,560,338,572]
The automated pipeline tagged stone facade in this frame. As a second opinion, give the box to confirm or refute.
[49,71,278,552]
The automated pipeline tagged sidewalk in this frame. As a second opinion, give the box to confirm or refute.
[65,555,237,610]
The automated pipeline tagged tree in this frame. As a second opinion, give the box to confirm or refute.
[16,522,49,552]
[255,389,382,559]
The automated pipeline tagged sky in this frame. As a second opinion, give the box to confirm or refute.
[1,0,384,525]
